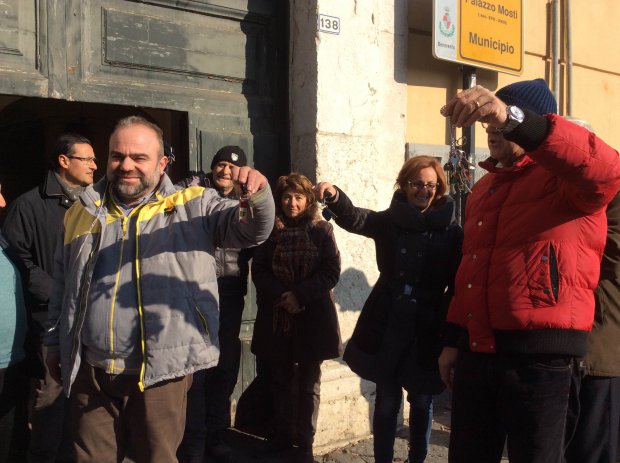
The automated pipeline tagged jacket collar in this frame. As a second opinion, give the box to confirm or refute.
[479,154,536,174]
[387,191,456,232]
[40,170,68,199]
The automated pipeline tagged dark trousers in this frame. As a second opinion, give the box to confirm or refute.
[449,351,579,463]
[566,375,620,463]
[71,362,191,463]
[29,344,74,463]
[179,292,245,460]
[271,358,322,449]
[373,381,433,463]
[0,361,29,463]
[204,292,245,433]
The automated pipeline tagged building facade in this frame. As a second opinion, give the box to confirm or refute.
[1,0,618,451]
[293,0,620,449]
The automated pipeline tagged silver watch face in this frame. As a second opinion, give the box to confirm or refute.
[508,105,525,122]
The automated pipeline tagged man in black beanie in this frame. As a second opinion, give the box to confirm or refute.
[438,80,620,463]
[177,146,252,463]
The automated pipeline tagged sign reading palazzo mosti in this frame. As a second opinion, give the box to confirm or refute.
[432,0,523,75]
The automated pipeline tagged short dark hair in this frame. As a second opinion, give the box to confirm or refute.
[49,133,92,170]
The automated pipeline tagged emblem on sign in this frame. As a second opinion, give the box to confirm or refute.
[439,7,455,37]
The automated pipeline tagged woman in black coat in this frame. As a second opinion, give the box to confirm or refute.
[315,156,462,463]
[251,173,342,463]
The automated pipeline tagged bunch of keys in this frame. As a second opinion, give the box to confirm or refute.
[444,125,473,194]
[238,184,254,224]
[320,192,337,221]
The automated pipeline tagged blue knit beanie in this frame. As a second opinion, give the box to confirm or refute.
[495,78,557,115]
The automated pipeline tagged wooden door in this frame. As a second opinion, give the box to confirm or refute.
[0,0,288,406]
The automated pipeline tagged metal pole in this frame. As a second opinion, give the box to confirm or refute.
[452,65,477,226]
[553,0,561,104]
[462,65,477,184]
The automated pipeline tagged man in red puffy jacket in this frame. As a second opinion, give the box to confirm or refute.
[438,79,620,463]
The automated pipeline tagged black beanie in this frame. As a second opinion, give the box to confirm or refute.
[210,146,247,169]
[495,78,557,116]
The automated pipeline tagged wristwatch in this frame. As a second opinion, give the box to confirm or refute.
[501,105,525,134]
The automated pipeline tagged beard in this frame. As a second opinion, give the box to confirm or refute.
[109,169,161,204]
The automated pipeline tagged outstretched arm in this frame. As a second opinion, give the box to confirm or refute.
[203,167,275,249]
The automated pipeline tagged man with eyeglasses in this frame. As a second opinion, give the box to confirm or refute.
[3,132,96,462]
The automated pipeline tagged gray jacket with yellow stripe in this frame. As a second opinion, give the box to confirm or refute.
[45,174,274,395]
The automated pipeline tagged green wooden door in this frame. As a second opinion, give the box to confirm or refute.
[0,0,288,409]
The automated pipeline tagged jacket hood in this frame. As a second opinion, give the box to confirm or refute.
[388,191,456,232]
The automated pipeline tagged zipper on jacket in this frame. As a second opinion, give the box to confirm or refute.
[193,304,209,338]
[70,232,102,378]
[135,210,147,392]
[549,244,559,301]
[108,216,129,373]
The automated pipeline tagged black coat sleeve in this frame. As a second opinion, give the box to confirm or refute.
[327,187,387,239]
[3,200,52,304]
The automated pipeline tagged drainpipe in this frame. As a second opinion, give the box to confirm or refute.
[566,0,573,116]
[552,0,560,107]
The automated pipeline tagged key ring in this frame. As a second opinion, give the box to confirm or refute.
[319,193,337,221]
[444,125,473,194]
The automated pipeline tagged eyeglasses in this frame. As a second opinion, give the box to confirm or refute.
[406,181,438,191]
[67,155,98,164]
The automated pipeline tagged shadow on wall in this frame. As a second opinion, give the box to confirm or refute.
[333,267,376,432]
[333,267,372,313]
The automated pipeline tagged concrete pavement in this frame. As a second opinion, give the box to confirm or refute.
[223,406,458,463]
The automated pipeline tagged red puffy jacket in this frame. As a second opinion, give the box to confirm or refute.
[447,115,620,356]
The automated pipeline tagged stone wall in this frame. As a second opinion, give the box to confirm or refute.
[289,0,409,450]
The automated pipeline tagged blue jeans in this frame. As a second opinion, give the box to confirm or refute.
[449,351,579,463]
[373,381,433,463]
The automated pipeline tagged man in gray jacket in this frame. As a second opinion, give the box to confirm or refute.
[44,116,275,463]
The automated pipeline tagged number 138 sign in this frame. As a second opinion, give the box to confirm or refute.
[318,14,340,35]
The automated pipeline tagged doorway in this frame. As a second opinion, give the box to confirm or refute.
[0,95,189,211]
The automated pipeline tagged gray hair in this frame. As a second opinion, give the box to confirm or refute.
[111,116,164,158]
[564,116,594,132]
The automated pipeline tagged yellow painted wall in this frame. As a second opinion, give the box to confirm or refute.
[407,0,620,150]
